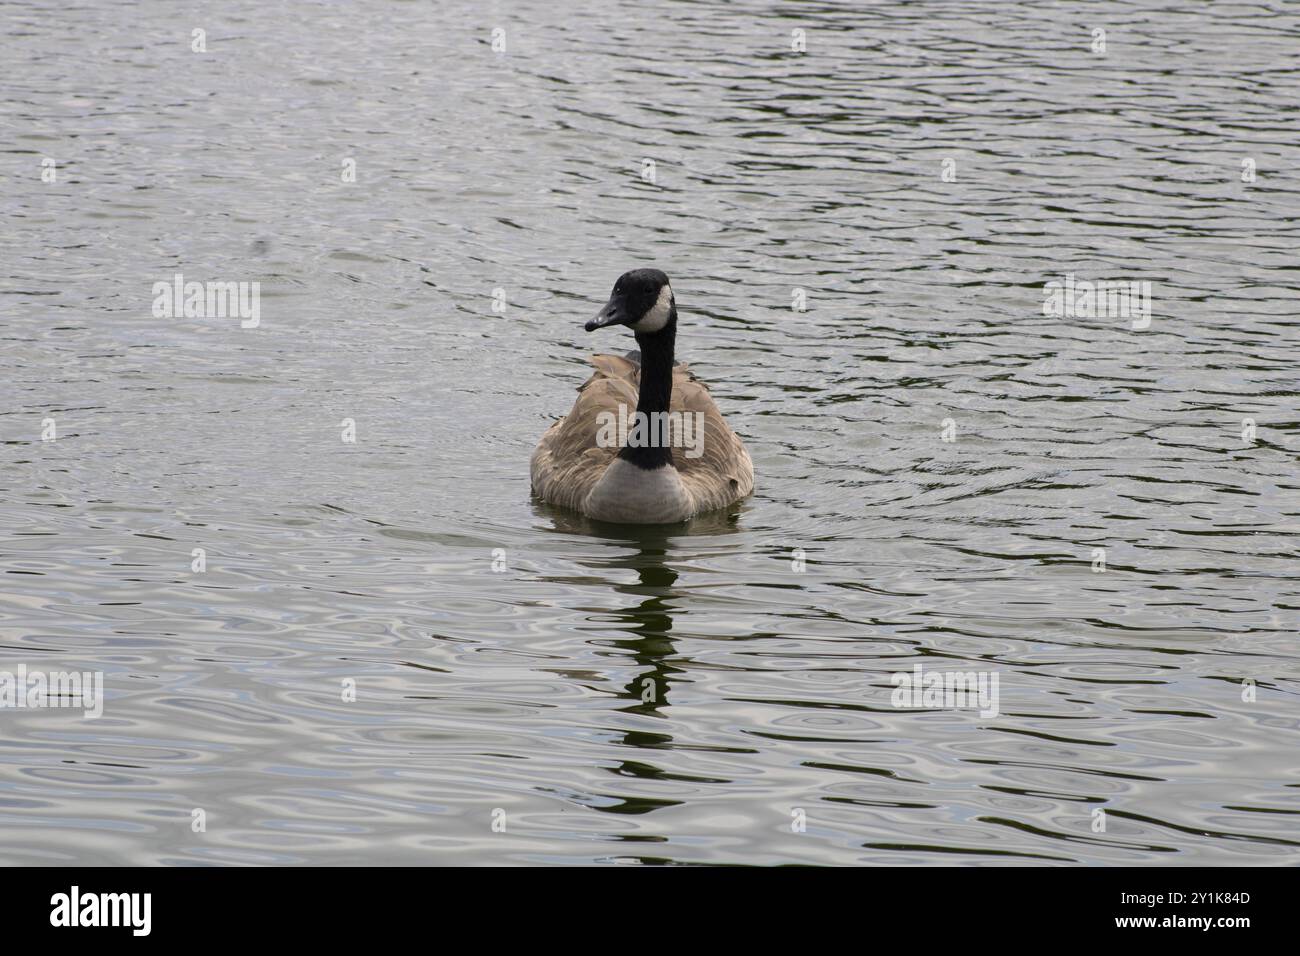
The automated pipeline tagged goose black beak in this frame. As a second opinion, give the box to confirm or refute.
[585,298,628,332]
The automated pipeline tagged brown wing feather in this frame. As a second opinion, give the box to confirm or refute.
[530,356,635,511]
[667,365,755,512]
[531,355,753,514]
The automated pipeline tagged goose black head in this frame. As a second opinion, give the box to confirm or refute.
[585,269,675,335]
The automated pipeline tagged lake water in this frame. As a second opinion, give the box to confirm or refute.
[1,0,1297,865]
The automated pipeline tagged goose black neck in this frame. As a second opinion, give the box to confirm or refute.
[619,310,676,469]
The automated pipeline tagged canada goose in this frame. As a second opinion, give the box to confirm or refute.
[531,269,754,524]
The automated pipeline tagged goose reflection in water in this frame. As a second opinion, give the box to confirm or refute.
[537,507,745,811]
[540,506,742,715]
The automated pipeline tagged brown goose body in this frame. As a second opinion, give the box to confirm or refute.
[531,352,754,523]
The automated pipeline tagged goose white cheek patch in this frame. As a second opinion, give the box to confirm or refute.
[632,285,673,333]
